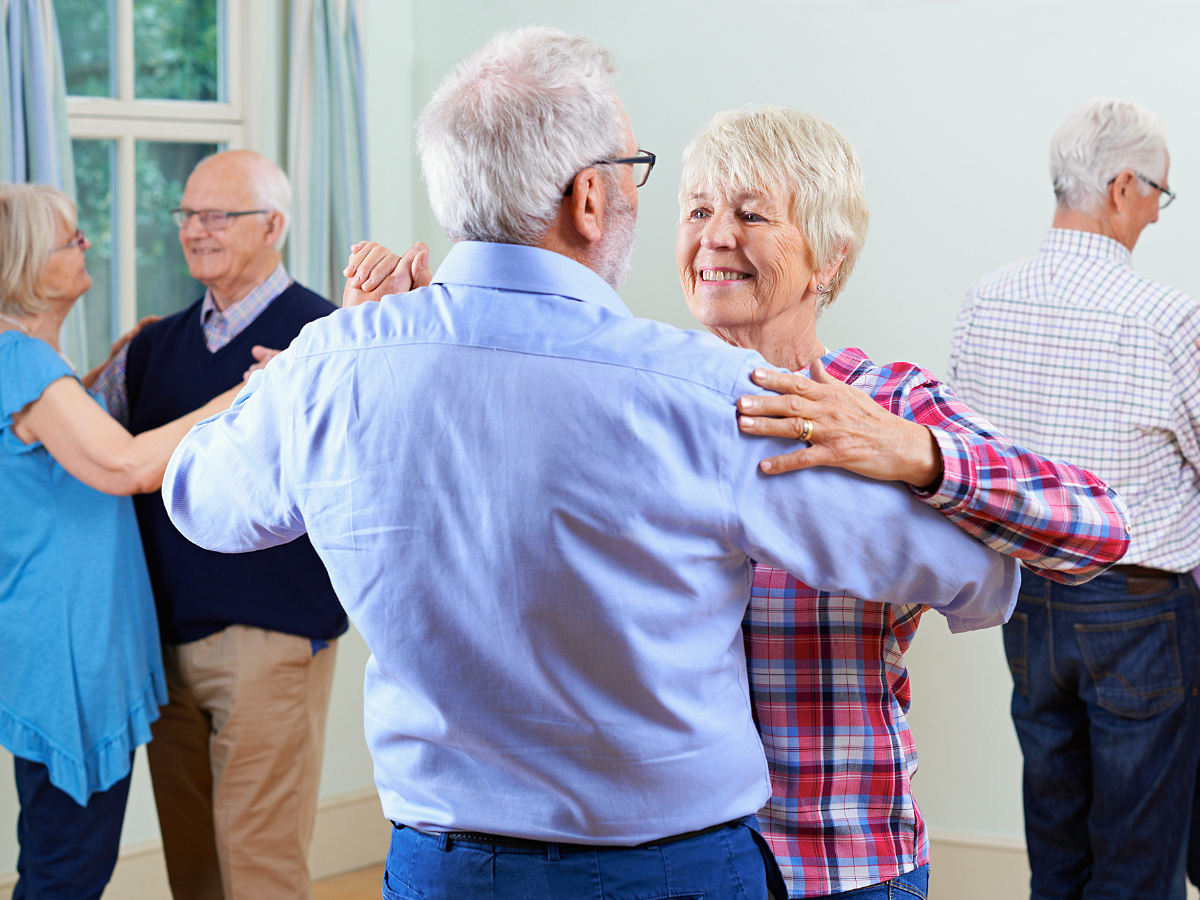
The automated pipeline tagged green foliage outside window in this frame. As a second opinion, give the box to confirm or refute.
[134,0,219,101]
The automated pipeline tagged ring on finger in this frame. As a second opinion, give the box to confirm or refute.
[800,419,813,442]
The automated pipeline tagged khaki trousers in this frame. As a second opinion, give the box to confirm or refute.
[147,625,337,900]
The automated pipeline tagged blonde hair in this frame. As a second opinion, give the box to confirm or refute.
[679,106,869,311]
[0,182,78,316]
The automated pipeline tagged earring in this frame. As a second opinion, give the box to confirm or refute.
[816,284,825,293]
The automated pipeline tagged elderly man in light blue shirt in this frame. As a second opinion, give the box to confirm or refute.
[164,26,1016,900]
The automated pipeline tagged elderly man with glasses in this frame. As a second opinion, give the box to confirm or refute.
[92,149,346,900]
[950,98,1199,899]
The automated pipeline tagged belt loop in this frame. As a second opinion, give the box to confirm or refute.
[437,832,450,852]
[547,841,560,861]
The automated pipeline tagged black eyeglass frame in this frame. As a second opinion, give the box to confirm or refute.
[1106,172,1176,210]
[563,150,656,196]
[170,208,270,230]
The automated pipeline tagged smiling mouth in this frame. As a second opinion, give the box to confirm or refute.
[700,269,751,282]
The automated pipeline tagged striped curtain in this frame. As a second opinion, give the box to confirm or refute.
[1,0,87,364]
[287,0,369,303]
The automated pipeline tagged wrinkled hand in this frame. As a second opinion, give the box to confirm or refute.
[737,361,943,488]
[243,345,281,381]
[342,240,431,307]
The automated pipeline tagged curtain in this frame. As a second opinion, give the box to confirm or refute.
[287,0,369,303]
[1,0,88,364]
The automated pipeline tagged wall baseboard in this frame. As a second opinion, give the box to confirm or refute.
[928,829,1029,898]
[0,788,391,900]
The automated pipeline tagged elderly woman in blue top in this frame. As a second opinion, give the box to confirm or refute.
[0,183,239,900]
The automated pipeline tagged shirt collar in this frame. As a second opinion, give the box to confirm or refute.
[1041,228,1132,267]
[201,262,292,322]
[430,242,633,319]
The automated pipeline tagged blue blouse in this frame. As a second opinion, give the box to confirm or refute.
[0,331,166,805]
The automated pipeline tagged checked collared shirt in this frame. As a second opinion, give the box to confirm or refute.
[747,346,1129,897]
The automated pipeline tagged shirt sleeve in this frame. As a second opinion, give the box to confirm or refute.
[163,351,305,552]
[728,365,1018,634]
[91,342,131,426]
[888,364,1129,584]
[0,336,76,454]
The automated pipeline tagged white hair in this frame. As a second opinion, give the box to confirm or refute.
[680,106,869,311]
[416,26,627,246]
[1050,98,1169,215]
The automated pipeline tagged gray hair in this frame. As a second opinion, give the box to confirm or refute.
[679,106,870,311]
[1051,98,1169,214]
[416,26,627,246]
[0,182,78,316]
[192,150,292,250]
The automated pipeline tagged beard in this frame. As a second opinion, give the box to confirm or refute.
[592,189,638,290]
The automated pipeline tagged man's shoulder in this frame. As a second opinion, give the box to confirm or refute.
[131,297,205,351]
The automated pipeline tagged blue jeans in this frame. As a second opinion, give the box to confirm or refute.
[12,754,133,900]
[1004,569,1200,900]
[382,816,785,900]
[818,863,928,898]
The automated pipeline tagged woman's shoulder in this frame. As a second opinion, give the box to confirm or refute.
[0,332,77,428]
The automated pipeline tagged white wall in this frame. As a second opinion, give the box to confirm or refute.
[365,0,1200,850]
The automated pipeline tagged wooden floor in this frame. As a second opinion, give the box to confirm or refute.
[313,864,385,900]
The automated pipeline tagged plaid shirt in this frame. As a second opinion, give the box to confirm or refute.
[949,228,1200,571]
[747,346,1129,897]
[94,263,292,426]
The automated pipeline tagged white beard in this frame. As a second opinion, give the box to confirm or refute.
[593,192,638,290]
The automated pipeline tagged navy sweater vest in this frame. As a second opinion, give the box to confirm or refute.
[126,282,348,645]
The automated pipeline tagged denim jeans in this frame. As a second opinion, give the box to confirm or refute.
[819,863,928,898]
[1004,569,1200,900]
[381,816,785,900]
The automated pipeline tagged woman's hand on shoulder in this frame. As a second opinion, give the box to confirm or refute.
[342,240,431,307]
[737,361,943,489]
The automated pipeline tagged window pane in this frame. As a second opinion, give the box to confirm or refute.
[134,0,220,101]
[136,141,218,320]
[72,139,117,368]
[56,0,114,97]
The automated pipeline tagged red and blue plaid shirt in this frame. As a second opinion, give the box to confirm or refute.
[747,347,1129,897]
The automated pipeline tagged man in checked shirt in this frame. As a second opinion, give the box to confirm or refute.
[950,98,1198,899]
[93,150,346,900]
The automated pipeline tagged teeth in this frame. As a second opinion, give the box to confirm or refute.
[701,270,750,282]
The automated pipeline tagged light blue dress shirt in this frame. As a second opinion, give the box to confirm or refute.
[164,242,1017,844]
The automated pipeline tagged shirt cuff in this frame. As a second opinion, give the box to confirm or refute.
[911,427,975,511]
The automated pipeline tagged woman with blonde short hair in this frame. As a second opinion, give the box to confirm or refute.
[0,183,238,898]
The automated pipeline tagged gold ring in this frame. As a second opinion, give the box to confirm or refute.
[800,419,813,442]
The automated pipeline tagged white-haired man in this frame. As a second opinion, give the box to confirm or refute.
[950,98,1200,898]
[162,29,1016,900]
[94,150,346,900]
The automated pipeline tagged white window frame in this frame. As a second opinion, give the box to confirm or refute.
[64,0,267,333]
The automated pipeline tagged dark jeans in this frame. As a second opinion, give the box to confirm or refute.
[1004,569,1200,900]
[382,817,785,900]
[821,863,928,898]
[13,754,134,900]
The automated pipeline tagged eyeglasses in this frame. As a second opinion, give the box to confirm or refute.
[51,229,87,252]
[1107,172,1177,210]
[563,150,656,196]
[171,208,268,230]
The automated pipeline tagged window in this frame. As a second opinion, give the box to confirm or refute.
[55,0,258,368]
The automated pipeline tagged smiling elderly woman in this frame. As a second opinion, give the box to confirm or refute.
[674,107,1131,899]
[0,183,237,899]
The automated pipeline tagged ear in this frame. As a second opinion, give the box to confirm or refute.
[262,211,286,247]
[809,242,850,295]
[563,167,605,246]
[1108,169,1138,213]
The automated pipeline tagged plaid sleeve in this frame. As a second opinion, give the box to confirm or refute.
[844,354,1129,584]
[90,342,131,427]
